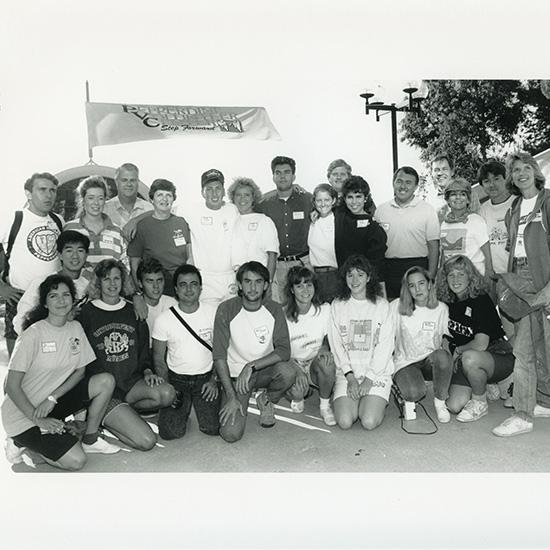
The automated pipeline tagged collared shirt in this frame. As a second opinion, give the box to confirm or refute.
[256,187,312,257]
[104,195,153,228]
[374,196,440,258]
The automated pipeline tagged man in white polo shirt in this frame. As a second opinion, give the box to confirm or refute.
[374,166,440,299]
[152,264,219,440]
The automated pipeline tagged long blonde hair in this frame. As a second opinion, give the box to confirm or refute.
[398,266,438,316]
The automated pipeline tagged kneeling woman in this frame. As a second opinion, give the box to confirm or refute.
[79,259,176,450]
[391,266,453,423]
[284,266,336,426]
[328,254,394,430]
[437,255,514,422]
[2,274,118,471]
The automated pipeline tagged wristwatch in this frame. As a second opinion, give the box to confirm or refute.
[47,395,58,404]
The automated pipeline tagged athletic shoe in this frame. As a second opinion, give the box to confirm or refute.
[291,399,305,413]
[456,399,488,423]
[492,415,533,437]
[5,438,24,465]
[256,392,275,428]
[320,406,337,427]
[434,400,451,423]
[503,397,514,409]
[486,384,500,401]
[82,437,120,454]
[533,404,550,418]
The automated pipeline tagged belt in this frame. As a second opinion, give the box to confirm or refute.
[313,266,338,273]
[278,252,308,262]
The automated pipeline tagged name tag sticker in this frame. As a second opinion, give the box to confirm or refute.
[357,219,369,228]
[465,306,472,317]
[201,217,213,225]
[292,211,305,220]
[41,341,57,353]
[102,235,114,244]
[248,222,258,231]
[173,237,187,247]
[422,321,435,331]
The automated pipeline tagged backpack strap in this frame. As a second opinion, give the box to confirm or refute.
[2,211,23,282]
[48,211,63,232]
[169,306,213,352]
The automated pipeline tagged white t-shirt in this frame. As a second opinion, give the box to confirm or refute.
[0,209,63,290]
[515,196,538,259]
[440,213,489,275]
[231,212,279,270]
[152,303,216,375]
[390,300,449,372]
[146,295,177,344]
[307,213,338,268]
[479,196,515,273]
[1,319,96,437]
[287,303,330,362]
[179,202,239,274]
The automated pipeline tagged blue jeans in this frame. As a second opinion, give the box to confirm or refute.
[158,370,220,440]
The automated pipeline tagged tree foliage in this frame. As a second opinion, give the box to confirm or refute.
[401,80,550,182]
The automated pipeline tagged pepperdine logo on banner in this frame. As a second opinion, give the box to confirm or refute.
[86,101,281,147]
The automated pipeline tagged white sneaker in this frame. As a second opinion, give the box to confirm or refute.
[291,399,305,413]
[533,404,550,418]
[492,415,534,437]
[503,396,514,409]
[486,384,500,401]
[82,437,120,454]
[5,438,24,465]
[434,401,451,423]
[457,399,488,423]
[320,405,337,426]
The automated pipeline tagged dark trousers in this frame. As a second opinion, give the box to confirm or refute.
[158,370,220,440]
[219,362,296,443]
[385,257,429,299]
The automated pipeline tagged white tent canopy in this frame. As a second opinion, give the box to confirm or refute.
[535,148,550,183]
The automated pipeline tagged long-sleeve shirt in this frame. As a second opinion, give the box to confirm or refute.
[328,296,394,381]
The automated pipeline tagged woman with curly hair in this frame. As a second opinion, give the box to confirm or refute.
[283,266,336,425]
[228,177,279,283]
[437,255,514,423]
[493,152,550,437]
[328,254,394,431]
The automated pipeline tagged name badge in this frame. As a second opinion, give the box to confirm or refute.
[174,236,187,247]
[201,216,213,225]
[465,306,472,317]
[357,219,369,228]
[41,341,57,353]
[248,222,258,231]
[292,211,305,220]
[102,234,114,244]
[422,321,435,331]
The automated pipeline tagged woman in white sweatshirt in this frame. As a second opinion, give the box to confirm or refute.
[328,254,394,430]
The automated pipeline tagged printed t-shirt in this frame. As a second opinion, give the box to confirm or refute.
[1,319,95,437]
[287,303,330,362]
[514,196,538,259]
[152,303,217,375]
[390,300,449,372]
[447,293,504,352]
[213,297,290,377]
[479,196,515,273]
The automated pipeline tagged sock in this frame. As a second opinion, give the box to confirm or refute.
[319,398,330,410]
[434,397,447,408]
[472,392,487,403]
[82,432,98,445]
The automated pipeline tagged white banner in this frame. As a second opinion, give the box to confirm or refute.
[86,101,281,148]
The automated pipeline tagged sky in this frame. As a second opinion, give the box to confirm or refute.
[3,0,550,547]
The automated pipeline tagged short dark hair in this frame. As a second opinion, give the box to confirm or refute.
[172,263,202,289]
[271,156,296,174]
[236,261,270,285]
[56,230,90,254]
[337,254,382,302]
[430,153,454,172]
[24,172,59,193]
[342,175,371,198]
[393,166,419,186]
[149,179,177,201]
[136,257,165,283]
[477,160,506,184]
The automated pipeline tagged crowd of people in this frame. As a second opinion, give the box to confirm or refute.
[1,151,549,471]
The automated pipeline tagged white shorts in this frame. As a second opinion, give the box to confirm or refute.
[291,358,316,387]
[200,271,237,306]
[333,371,392,401]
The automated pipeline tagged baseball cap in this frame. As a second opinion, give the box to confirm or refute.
[444,177,471,199]
[201,169,224,187]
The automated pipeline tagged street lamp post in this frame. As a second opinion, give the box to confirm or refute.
[360,82,428,173]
